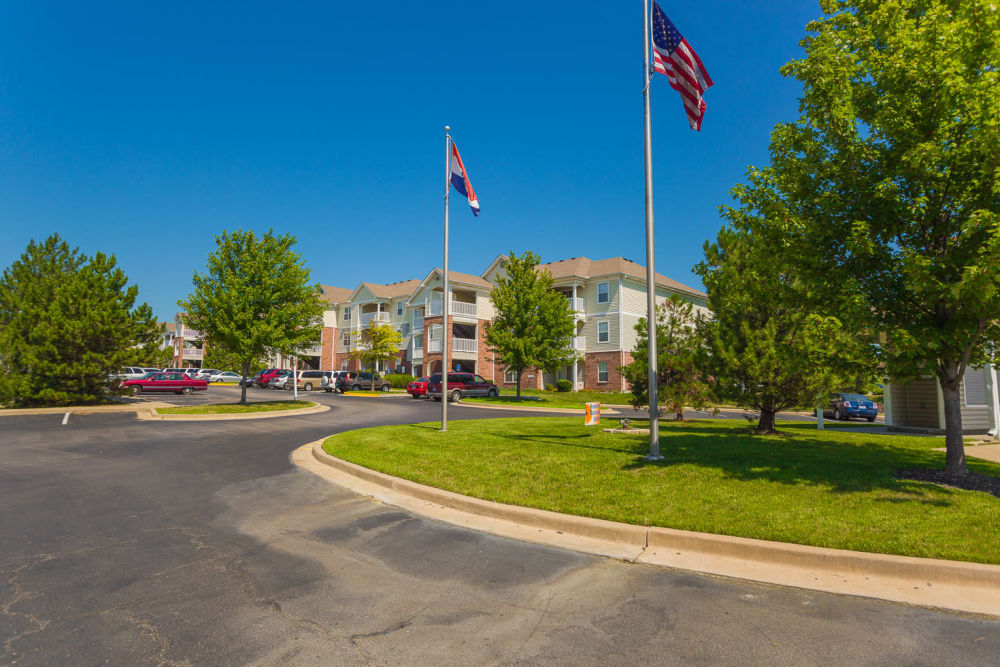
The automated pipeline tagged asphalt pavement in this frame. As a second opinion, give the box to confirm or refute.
[0,387,992,665]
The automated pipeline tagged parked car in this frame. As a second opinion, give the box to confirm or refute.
[427,373,498,402]
[241,370,265,387]
[336,371,390,392]
[162,368,200,377]
[406,376,431,398]
[193,368,222,379]
[267,370,293,389]
[112,367,150,380]
[205,370,242,383]
[256,368,286,387]
[122,372,208,395]
[825,393,879,422]
[141,367,162,374]
[289,370,331,392]
[324,371,348,393]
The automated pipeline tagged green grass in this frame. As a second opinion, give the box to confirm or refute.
[323,417,1000,564]
[463,387,635,409]
[156,400,317,414]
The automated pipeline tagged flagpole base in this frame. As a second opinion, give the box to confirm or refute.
[644,454,664,461]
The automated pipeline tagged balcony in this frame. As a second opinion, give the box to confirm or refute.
[181,347,203,359]
[428,339,443,353]
[300,345,323,357]
[569,336,586,351]
[451,301,477,317]
[453,337,478,354]
[412,346,424,359]
[567,297,585,313]
[428,300,443,316]
[361,312,391,327]
[339,341,352,352]
[412,316,424,331]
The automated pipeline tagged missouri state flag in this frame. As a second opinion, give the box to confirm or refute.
[450,141,480,216]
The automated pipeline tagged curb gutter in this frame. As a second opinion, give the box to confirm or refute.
[300,440,1000,617]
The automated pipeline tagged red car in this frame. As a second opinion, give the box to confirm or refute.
[123,372,208,395]
[407,376,431,398]
[427,372,498,402]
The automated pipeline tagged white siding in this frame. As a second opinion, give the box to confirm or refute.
[960,369,991,431]
[580,315,620,349]
[890,378,940,429]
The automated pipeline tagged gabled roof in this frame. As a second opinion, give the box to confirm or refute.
[159,321,177,334]
[318,284,354,304]
[407,267,492,304]
[537,256,706,298]
[350,279,422,302]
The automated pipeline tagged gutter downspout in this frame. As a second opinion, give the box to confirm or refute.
[988,364,1000,439]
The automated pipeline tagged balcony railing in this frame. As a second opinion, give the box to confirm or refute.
[428,300,443,316]
[453,337,478,354]
[339,341,352,352]
[428,339,443,353]
[451,301,477,317]
[181,347,203,359]
[412,316,424,331]
[567,297,585,313]
[569,336,586,351]
[412,346,424,359]
[361,312,391,327]
[300,345,323,357]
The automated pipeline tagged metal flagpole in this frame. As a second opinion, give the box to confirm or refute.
[441,126,451,432]
[642,0,662,460]
[292,355,298,401]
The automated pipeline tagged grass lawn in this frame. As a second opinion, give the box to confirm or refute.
[323,417,1000,564]
[463,387,635,409]
[156,400,317,414]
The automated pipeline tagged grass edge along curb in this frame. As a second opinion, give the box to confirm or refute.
[155,400,319,415]
[303,439,1000,617]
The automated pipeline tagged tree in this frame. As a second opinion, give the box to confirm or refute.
[695,202,875,434]
[619,295,711,420]
[0,235,158,407]
[350,323,403,390]
[202,343,266,375]
[756,0,1000,469]
[123,326,174,369]
[484,251,575,399]
[178,230,324,405]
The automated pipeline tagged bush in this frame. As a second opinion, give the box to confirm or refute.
[545,383,556,391]
[556,379,573,392]
[387,373,415,388]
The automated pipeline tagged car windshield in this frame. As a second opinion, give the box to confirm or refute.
[418,377,429,382]
[842,393,870,402]
[140,372,158,379]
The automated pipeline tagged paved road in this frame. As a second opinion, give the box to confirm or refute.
[1,390,993,665]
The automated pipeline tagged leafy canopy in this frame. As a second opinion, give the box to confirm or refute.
[179,229,324,404]
[352,323,404,389]
[0,234,158,406]
[484,251,576,398]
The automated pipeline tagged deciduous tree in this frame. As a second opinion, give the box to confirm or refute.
[179,230,324,405]
[758,0,1000,469]
[484,251,575,399]
[351,323,403,390]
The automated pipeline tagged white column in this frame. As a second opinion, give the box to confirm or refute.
[883,383,893,427]
[988,365,1000,438]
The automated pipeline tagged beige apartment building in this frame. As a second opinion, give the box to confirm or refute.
[310,255,707,392]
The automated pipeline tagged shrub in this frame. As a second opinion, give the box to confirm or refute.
[545,383,556,391]
[387,373,415,389]
[556,379,573,392]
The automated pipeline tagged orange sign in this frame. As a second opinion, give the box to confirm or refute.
[585,402,601,426]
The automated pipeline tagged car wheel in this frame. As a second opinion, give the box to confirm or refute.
[325,388,332,393]
[352,384,360,391]
[411,393,420,399]
[304,383,313,391]
[433,397,441,402]
[487,388,498,398]
[381,384,389,392]
[182,387,193,395]
[450,389,462,402]
[834,408,842,421]
[130,386,142,395]
[867,416,875,423]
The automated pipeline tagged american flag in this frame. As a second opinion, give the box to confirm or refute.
[651,2,714,131]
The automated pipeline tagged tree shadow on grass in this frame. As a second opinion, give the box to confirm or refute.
[613,421,1000,500]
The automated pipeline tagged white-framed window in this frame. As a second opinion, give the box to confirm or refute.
[598,321,610,343]
[341,360,349,370]
[342,332,350,345]
[429,324,442,340]
[597,281,609,304]
[397,301,403,316]
[598,362,609,383]
[964,367,988,406]
[504,369,517,383]
[343,306,352,321]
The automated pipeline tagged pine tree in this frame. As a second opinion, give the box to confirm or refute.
[0,235,158,406]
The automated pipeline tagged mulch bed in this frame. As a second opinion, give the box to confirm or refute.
[897,469,1000,499]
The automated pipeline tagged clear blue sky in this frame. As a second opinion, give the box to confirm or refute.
[0,1,820,321]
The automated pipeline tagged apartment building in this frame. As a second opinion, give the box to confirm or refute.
[311,255,707,391]
[171,313,205,367]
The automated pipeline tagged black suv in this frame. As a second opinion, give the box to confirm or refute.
[336,371,391,392]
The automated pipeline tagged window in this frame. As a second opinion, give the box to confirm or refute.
[964,367,989,406]
[597,281,609,304]
[598,321,610,343]
[341,360,349,370]
[598,362,609,383]
[430,325,442,340]
[474,375,486,384]
[504,369,517,383]
[344,306,351,321]
[397,301,403,316]
[342,332,350,346]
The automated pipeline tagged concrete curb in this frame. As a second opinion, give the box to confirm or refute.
[456,402,622,415]
[0,402,173,417]
[301,440,1000,617]
[137,403,330,421]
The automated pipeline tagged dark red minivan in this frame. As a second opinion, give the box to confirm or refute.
[427,372,498,402]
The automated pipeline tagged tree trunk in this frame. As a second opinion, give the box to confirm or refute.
[939,372,967,474]
[756,408,777,434]
[516,370,522,400]
[239,360,249,405]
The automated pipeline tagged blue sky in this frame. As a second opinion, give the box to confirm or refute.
[0,1,821,320]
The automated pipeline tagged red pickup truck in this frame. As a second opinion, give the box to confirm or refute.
[122,372,208,395]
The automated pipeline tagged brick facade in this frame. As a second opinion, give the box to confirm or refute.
[583,351,629,391]
[320,326,335,370]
